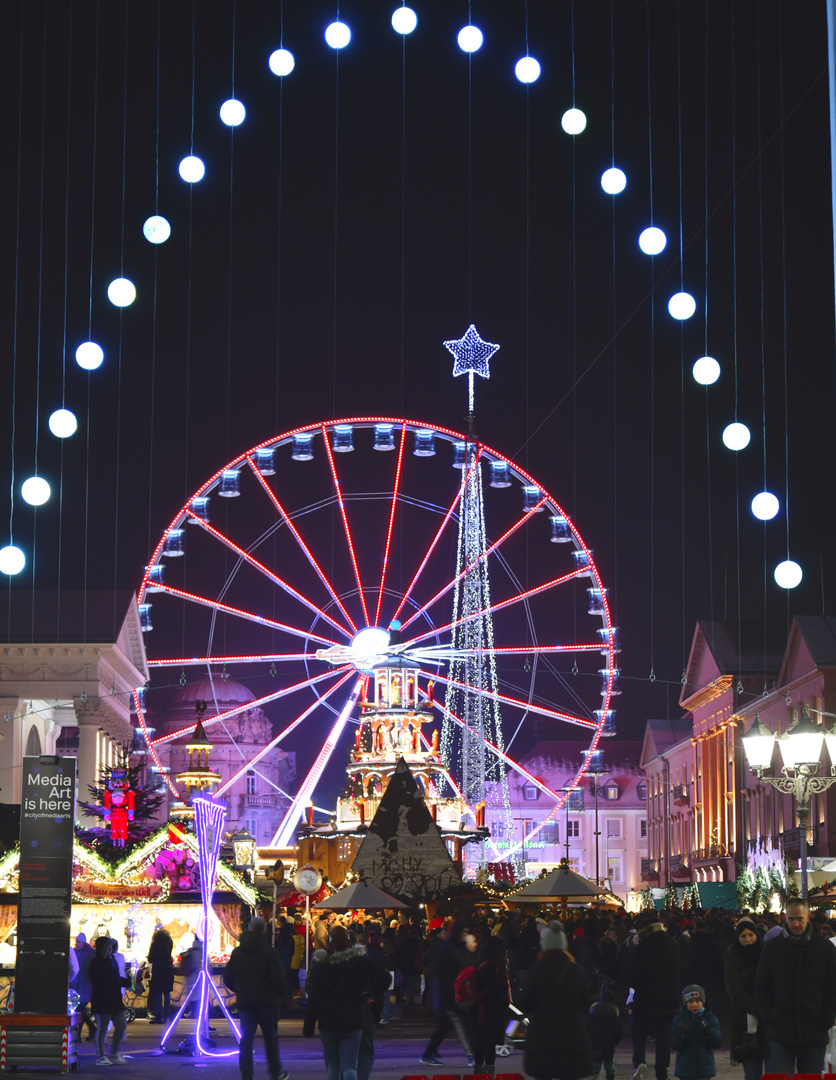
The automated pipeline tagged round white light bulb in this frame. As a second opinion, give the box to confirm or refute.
[268,49,295,76]
[722,422,751,451]
[391,6,417,34]
[142,215,171,244]
[515,56,541,84]
[220,99,246,126]
[457,25,483,52]
[601,167,626,195]
[561,108,587,135]
[75,341,104,370]
[751,492,780,521]
[107,278,136,307]
[351,627,391,673]
[692,355,720,385]
[48,408,78,439]
[21,476,51,506]
[0,546,25,576]
[639,227,666,255]
[668,292,696,320]
[325,21,350,48]
[774,560,802,589]
[179,155,205,183]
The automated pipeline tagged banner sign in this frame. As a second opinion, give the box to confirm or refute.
[15,755,77,1014]
[73,876,167,903]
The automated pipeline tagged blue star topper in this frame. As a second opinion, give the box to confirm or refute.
[444,324,500,380]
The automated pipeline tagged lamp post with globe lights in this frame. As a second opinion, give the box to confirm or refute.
[741,708,836,899]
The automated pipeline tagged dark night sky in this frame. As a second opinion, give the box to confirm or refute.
[2,1,835,799]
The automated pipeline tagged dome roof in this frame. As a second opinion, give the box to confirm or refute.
[171,677,257,710]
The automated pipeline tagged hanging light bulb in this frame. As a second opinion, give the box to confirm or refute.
[179,155,205,183]
[325,21,351,48]
[722,422,751,451]
[21,477,50,506]
[515,56,541,83]
[0,546,25,575]
[668,292,696,320]
[220,99,246,126]
[107,278,136,307]
[48,409,78,438]
[561,108,587,134]
[391,6,417,33]
[774,560,802,589]
[751,492,779,520]
[692,356,720,384]
[638,227,666,255]
[75,341,104,370]
[457,25,483,52]
[269,48,295,75]
[600,167,626,194]
[142,216,171,244]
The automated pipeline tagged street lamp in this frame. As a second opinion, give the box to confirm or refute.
[742,708,836,898]
[231,827,256,875]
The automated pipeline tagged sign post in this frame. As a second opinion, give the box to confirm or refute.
[14,755,77,1014]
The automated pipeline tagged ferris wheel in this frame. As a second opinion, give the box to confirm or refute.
[135,416,617,860]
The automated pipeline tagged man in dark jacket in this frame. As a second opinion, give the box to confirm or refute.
[420,920,475,1067]
[224,916,289,1080]
[754,897,836,1073]
[629,914,681,1080]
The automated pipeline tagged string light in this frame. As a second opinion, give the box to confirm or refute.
[515,56,541,83]
[107,277,136,307]
[692,355,720,384]
[75,341,104,369]
[48,408,78,438]
[668,291,696,319]
[391,7,417,34]
[561,107,587,134]
[457,25,483,52]
[722,422,751,451]
[268,49,294,76]
[142,215,171,244]
[220,99,246,126]
[774,560,802,589]
[0,546,25,575]
[639,226,666,255]
[325,21,351,49]
[21,477,50,506]
[751,491,779,520]
[178,155,205,182]
[600,167,626,194]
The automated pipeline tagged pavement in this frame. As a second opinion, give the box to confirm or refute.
[71,1008,752,1080]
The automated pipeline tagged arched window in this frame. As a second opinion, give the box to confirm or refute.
[25,726,42,756]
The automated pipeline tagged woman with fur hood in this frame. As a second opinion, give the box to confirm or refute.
[303,925,390,1080]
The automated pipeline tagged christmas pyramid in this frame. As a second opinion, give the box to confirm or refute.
[349,757,463,902]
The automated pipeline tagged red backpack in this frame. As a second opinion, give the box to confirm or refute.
[454,965,478,1004]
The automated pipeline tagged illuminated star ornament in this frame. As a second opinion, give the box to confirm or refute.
[444,324,500,414]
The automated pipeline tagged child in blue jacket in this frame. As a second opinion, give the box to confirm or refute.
[668,984,722,1080]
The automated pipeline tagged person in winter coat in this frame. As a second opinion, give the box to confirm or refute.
[588,985,624,1080]
[754,897,836,1074]
[723,918,766,1080]
[303,924,390,1080]
[73,932,97,1041]
[147,927,175,1024]
[420,920,476,1067]
[472,936,512,1077]
[88,935,129,1066]
[519,939,593,1080]
[364,932,389,1025]
[668,984,722,1079]
[629,914,681,1080]
[223,916,289,1080]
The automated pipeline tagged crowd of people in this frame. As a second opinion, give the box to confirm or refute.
[68,897,836,1080]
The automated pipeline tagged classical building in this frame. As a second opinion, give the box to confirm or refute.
[485,739,648,902]
[641,617,836,893]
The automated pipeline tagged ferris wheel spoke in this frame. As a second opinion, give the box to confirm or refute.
[373,423,407,628]
[186,512,353,640]
[403,567,588,650]
[322,427,371,627]
[400,495,547,632]
[148,652,322,668]
[132,690,180,798]
[215,669,356,797]
[247,457,359,635]
[390,480,464,626]
[151,666,352,746]
[425,670,597,729]
[271,676,366,847]
[153,584,344,649]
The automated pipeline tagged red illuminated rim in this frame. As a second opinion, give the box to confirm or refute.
[135,417,616,859]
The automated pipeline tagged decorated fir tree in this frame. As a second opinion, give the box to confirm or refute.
[664,880,678,909]
[76,749,165,863]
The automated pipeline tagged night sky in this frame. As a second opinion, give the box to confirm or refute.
[2,1,835,799]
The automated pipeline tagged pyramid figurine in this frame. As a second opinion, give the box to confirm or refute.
[349,757,463,902]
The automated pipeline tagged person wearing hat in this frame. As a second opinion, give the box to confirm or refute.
[754,896,836,1074]
[723,918,765,1080]
[668,985,721,1080]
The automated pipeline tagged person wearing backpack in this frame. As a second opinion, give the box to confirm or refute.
[472,936,512,1077]
[419,920,476,1068]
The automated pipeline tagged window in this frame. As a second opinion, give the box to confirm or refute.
[246,818,258,838]
[540,821,559,844]
[637,781,647,801]
[604,782,619,800]
[567,857,581,873]
[246,770,256,794]
[522,784,540,801]
[567,820,580,838]
[606,819,622,838]
[640,819,648,839]
[607,855,623,882]
[491,821,505,840]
